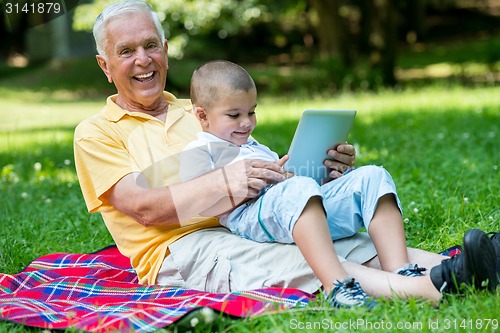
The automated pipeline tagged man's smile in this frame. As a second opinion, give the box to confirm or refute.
[134,71,155,82]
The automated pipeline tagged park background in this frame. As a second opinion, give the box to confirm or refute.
[1,0,499,332]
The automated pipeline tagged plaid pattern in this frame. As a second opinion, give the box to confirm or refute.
[439,245,462,257]
[0,245,311,332]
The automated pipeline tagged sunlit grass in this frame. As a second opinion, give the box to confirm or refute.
[396,61,500,81]
[0,98,102,132]
[1,81,499,333]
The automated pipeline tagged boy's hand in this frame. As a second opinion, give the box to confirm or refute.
[324,143,356,180]
[276,155,294,179]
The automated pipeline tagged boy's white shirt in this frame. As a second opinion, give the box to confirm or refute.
[179,132,279,181]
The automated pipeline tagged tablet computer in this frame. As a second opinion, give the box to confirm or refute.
[283,109,356,184]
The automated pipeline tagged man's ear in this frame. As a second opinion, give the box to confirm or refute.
[96,55,113,83]
[195,106,209,128]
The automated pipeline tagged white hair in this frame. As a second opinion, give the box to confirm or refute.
[93,0,165,57]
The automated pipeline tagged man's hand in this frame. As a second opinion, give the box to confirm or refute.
[324,143,356,180]
[222,159,288,201]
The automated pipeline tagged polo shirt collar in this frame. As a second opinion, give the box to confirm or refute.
[102,92,184,122]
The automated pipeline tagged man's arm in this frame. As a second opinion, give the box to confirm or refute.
[103,159,287,226]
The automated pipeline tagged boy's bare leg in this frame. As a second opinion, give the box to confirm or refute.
[292,196,347,294]
[368,194,411,272]
[343,261,442,302]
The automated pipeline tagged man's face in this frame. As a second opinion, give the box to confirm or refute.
[201,88,257,146]
[97,11,168,109]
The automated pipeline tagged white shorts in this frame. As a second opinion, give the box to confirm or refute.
[157,227,376,294]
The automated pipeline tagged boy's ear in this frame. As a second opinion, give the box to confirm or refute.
[96,55,113,83]
[194,106,209,127]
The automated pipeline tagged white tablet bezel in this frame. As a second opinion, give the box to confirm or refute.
[283,109,356,184]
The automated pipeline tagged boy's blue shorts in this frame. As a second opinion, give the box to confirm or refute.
[221,165,402,243]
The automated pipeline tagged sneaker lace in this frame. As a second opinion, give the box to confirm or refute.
[344,278,366,298]
[487,232,500,246]
[397,263,427,277]
[437,255,462,292]
[335,277,368,302]
[328,277,377,309]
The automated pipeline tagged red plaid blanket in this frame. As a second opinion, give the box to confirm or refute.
[0,245,311,332]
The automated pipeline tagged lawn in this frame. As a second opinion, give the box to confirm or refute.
[1,30,500,331]
[1,80,499,332]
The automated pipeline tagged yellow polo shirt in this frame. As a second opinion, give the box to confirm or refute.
[74,92,219,285]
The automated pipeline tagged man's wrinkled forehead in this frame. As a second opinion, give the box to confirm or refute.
[105,13,161,47]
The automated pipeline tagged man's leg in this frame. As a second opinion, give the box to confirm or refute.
[342,261,442,302]
[365,247,447,272]
[363,229,497,294]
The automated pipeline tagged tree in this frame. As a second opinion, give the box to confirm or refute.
[309,0,347,66]
[363,0,397,86]
[72,0,411,87]
[307,0,399,86]
[73,0,268,59]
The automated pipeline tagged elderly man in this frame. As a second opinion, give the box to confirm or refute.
[74,0,497,309]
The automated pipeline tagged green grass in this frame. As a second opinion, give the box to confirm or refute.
[1,83,499,332]
[1,32,499,331]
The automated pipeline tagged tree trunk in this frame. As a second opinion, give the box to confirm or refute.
[309,0,352,66]
[367,0,397,86]
[408,0,426,41]
[358,0,371,55]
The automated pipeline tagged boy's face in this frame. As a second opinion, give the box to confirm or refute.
[198,88,257,145]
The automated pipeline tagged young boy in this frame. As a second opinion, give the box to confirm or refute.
[179,60,497,308]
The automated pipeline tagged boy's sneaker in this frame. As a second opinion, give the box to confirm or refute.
[327,277,376,309]
[395,263,427,277]
[430,228,497,293]
[487,231,500,288]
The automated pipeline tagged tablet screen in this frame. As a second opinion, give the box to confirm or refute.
[284,110,356,184]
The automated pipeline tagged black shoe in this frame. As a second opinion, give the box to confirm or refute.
[487,231,500,288]
[430,229,497,293]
